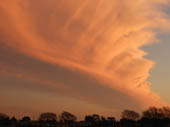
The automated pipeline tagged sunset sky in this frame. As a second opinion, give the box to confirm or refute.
[0,0,170,119]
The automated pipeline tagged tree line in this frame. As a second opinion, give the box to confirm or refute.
[1,106,170,127]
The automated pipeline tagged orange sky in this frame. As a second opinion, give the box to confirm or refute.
[0,0,170,119]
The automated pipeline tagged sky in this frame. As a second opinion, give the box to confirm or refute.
[0,0,170,119]
[144,33,170,104]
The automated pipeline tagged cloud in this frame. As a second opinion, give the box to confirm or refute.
[0,46,142,110]
[0,0,170,113]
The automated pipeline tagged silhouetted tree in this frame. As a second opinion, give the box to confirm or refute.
[59,111,77,123]
[143,106,170,119]
[121,110,140,121]
[10,117,17,122]
[159,106,170,118]
[107,117,116,122]
[1,107,170,127]
[140,107,170,127]
[21,116,31,121]
[143,107,160,119]
[85,114,101,123]
[0,113,9,121]
[38,112,57,122]
[101,116,106,121]
[85,115,94,122]
[92,114,100,122]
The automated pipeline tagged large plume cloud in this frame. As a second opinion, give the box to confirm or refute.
[0,0,170,115]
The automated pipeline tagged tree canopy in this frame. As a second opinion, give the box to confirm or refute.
[121,110,140,121]
[38,112,57,122]
[143,106,170,119]
[0,113,9,121]
[59,111,77,123]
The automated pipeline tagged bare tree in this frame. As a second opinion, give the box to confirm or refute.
[121,110,140,121]
[38,112,57,122]
[59,111,77,123]
[159,106,170,118]
[143,107,160,119]
[143,106,170,119]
